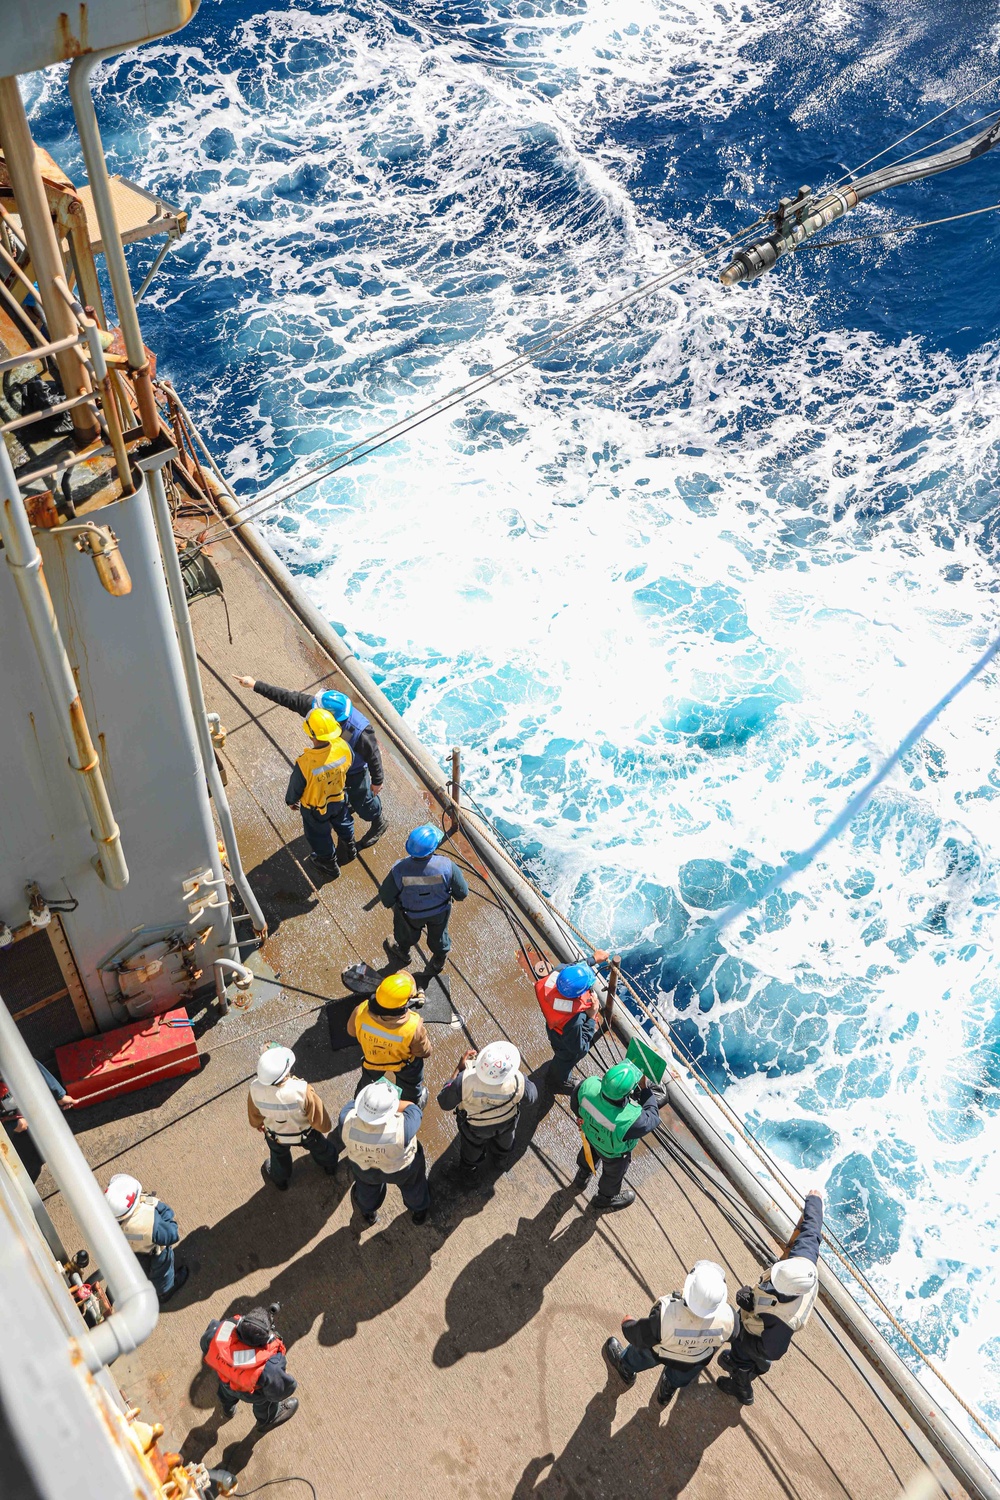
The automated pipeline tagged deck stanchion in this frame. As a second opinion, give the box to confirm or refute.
[603,954,621,1029]
[451,746,462,810]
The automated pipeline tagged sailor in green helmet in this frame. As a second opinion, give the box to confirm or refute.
[571,1059,666,1211]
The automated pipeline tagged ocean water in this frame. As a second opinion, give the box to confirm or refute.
[25,0,1000,1458]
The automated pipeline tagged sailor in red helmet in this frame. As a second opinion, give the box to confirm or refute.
[201,1304,298,1432]
[533,952,609,1095]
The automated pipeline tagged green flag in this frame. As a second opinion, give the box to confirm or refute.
[625,1034,668,1084]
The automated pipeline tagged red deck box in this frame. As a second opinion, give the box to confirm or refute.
[56,1008,200,1104]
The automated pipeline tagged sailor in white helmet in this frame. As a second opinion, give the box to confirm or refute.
[248,1044,339,1192]
[436,1041,537,1182]
[335,1077,430,1226]
[717,1187,824,1406]
[603,1260,734,1407]
[105,1173,189,1304]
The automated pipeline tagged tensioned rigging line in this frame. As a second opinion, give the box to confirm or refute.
[176,212,775,548]
[828,73,1000,191]
[798,198,1000,250]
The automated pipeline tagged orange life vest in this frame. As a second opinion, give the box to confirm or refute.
[203,1319,286,1393]
[534,971,592,1034]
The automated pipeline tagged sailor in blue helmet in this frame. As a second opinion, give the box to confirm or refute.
[378,825,468,983]
[234,673,387,847]
[533,952,609,1095]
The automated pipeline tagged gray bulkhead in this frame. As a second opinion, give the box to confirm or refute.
[0,475,236,1028]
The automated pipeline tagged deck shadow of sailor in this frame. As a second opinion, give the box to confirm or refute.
[179,1169,351,1308]
[433,1181,599,1367]
[186,1140,493,1386]
[180,1381,267,1476]
[512,1367,743,1499]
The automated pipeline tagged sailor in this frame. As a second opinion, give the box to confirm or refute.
[603,1260,735,1406]
[716,1189,823,1407]
[534,954,609,1095]
[105,1173,190,1304]
[335,1079,431,1226]
[0,1059,76,1130]
[347,971,431,1105]
[201,1304,299,1432]
[572,1059,666,1211]
[248,1044,340,1192]
[437,1041,537,1181]
[379,824,468,983]
[234,674,387,847]
[284,706,355,877]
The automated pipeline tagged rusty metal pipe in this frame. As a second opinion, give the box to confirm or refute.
[0,442,128,890]
[0,77,98,444]
[67,53,159,440]
[0,992,158,1371]
[451,745,461,808]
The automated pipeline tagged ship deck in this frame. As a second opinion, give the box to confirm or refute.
[42,521,964,1500]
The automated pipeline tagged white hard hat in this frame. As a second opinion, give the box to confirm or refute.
[257,1045,295,1086]
[683,1260,727,1318]
[770,1257,818,1297]
[106,1173,142,1221]
[355,1081,398,1124]
[475,1041,520,1084]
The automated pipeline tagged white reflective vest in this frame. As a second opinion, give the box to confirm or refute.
[742,1276,818,1337]
[250,1076,312,1141]
[121,1195,159,1255]
[652,1294,735,1364]
[342,1107,418,1175]
[458,1066,525,1128]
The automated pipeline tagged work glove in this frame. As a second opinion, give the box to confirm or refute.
[736,1285,755,1313]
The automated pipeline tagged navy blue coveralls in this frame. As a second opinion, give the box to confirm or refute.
[200,1318,297,1427]
[252,679,385,825]
[379,853,468,971]
[136,1200,181,1298]
[727,1192,824,1389]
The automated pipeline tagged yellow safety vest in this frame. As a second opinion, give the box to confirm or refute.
[354,1002,420,1073]
[296,740,352,810]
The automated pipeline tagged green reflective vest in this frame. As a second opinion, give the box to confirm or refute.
[577,1076,642,1159]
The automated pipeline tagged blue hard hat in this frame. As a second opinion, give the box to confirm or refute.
[318,690,352,722]
[406,824,443,858]
[556,963,596,1000]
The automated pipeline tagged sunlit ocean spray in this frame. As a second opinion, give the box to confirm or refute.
[27,0,1000,1457]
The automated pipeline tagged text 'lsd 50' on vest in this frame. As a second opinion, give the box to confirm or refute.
[392,853,451,917]
[342,1107,418,1175]
[652,1294,735,1364]
[296,740,352,809]
[459,1066,525,1128]
[577,1076,642,1159]
[120,1195,159,1255]
[204,1319,286,1393]
[354,1002,420,1072]
[742,1277,818,1337]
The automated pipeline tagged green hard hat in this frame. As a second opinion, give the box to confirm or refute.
[601,1060,642,1102]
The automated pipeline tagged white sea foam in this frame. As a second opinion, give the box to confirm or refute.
[38,0,1000,1459]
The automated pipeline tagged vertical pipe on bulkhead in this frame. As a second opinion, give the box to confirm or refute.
[0,443,128,889]
[67,54,159,440]
[0,77,99,444]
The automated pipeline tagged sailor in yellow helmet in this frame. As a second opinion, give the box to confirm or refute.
[347,971,431,1106]
[284,707,354,878]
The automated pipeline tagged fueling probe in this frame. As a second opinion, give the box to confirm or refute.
[720,113,1000,285]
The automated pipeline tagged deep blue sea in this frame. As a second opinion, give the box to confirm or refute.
[26,0,1000,1455]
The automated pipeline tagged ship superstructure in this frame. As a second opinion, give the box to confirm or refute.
[0,6,998,1500]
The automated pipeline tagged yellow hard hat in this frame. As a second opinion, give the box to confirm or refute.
[374,972,417,1011]
[304,707,341,742]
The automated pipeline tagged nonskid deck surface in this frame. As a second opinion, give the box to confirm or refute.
[44,530,958,1500]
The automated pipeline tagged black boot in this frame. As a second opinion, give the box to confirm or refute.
[336,841,357,866]
[158,1264,190,1304]
[655,1368,677,1407]
[307,852,340,879]
[594,1187,636,1212]
[358,816,388,849]
[716,1373,754,1406]
[602,1337,636,1388]
[261,1162,288,1193]
[257,1397,299,1432]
